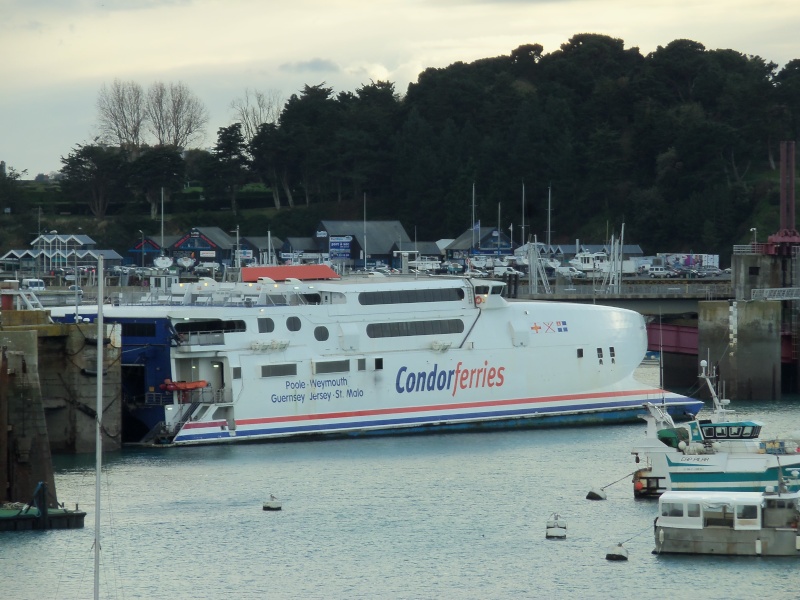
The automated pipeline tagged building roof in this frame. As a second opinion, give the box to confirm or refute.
[242,265,340,282]
[318,220,411,256]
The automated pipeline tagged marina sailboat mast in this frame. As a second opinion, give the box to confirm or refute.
[93,256,104,600]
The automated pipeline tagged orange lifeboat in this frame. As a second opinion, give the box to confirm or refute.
[160,378,209,392]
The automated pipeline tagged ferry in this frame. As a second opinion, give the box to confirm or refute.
[654,487,800,556]
[50,267,702,446]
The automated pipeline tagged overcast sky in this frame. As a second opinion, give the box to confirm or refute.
[2,0,799,178]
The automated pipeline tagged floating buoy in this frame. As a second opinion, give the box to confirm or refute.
[605,543,629,561]
[586,487,607,501]
[263,494,282,511]
[545,513,567,539]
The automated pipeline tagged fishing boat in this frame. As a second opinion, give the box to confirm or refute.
[545,513,567,539]
[654,486,800,556]
[50,267,702,446]
[632,360,800,497]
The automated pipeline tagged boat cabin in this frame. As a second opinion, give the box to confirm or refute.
[658,490,800,531]
[657,419,763,449]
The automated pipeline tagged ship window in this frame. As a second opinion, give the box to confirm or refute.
[702,426,715,438]
[375,358,383,370]
[358,358,366,371]
[366,319,464,338]
[491,286,503,295]
[662,502,683,517]
[358,288,464,305]
[314,326,329,341]
[715,427,728,438]
[258,318,275,333]
[474,286,490,295]
[687,503,700,517]
[609,347,616,357]
[232,367,241,380]
[577,349,584,358]
[596,348,603,358]
[315,359,349,374]
[728,426,742,437]
[736,505,758,519]
[175,320,245,334]
[286,316,301,332]
[122,322,157,338]
[261,364,297,377]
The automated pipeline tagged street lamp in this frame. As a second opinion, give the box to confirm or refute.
[750,227,757,245]
[139,230,145,267]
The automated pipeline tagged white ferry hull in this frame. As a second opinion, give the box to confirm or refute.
[161,277,699,445]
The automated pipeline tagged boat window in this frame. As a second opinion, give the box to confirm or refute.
[715,426,728,438]
[375,358,383,370]
[490,286,503,295]
[596,348,603,358]
[358,288,464,305]
[258,318,275,333]
[366,319,465,338]
[261,364,297,377]
[358,358,366,371]
[315,359,349,374]
[175,320,246,334]
[122,322,157,338]
[736,505,758,519]
[314,326,329,341]
[661,502,683,517]
[577,349,584,358]
[702,426,715,438]
[474,286,490,295]
[232,367,241,380]
[728,426,742,437]
[687,503,700,517]
[301,293,321,305]
[286,316,301,332]
[609,347,616,358]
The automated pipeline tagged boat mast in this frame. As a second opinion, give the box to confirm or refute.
[547,184,552,252]
[471,183,475,257]
[363,193,367,270]
[521,181,525,247]
[93,255,104,600]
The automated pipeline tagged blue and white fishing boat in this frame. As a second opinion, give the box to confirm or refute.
[632,360,800,497]
[50,266,702,446]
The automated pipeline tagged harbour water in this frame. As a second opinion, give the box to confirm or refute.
[2,364,799,599]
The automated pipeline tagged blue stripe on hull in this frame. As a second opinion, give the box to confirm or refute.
[172,400,703,444]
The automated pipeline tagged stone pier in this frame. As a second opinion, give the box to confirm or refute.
[698,300,782,400]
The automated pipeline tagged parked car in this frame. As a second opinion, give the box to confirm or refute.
[698,266,722,276]
[67,285,83,295]
[648,266,670,278]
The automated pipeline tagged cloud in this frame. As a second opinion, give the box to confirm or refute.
[279,58,341,74]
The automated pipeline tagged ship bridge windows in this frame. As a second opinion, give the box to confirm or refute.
[474,285,490,295]
[490,286,503,295]
[175,319,246,334]
[358,288,465,305]
[366,319,464,338]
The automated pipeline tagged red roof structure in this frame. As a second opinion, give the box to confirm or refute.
[241,265,340,282]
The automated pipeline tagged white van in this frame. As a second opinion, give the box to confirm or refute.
[21,278,46,291]
[648,266,669,278]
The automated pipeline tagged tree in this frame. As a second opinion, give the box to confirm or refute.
[204,124,249,214]
[146,81,209,149]
[0,162,26,215]
[60,145,127,218]
[128,146,186,219]
[230,88,284,146]
[96,79,146,153]
[250,122,291,209]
